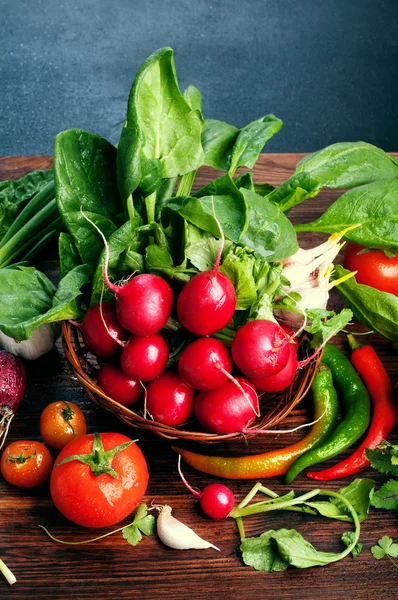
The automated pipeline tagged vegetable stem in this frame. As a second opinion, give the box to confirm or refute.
[145,192,157,224]
[176,170,196,197]
[0,559,16,585]
[231,488,321,518]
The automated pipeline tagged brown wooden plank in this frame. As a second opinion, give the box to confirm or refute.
[0,155,397,599]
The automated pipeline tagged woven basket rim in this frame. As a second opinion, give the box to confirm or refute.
[62,321,322,444]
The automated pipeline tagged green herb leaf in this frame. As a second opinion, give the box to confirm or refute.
[332,265,398,341]
[295,178,398,250]
[366,446,398,477]
[122,503,156,546]
[305,307,353,348]
[295,141,398,188]
[341,532,363,558]
[371,536,398,560]
[371,480,398,511]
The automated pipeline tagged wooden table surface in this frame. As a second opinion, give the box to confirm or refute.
[0,154,397,600]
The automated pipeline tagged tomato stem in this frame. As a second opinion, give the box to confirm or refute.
[55,432,133,478]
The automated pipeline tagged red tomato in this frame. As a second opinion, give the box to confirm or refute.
[50,432,149,528]
[344,242,398,296]
[1,440,53,488]
[40,401,87,450]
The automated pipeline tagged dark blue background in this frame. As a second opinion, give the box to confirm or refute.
[1,0,397,155]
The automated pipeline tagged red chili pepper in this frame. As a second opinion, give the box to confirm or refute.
[307,334,397,481]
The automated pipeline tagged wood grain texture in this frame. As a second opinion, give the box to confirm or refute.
[0,155,397,600]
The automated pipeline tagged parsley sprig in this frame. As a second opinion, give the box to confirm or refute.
[371,536,398,568]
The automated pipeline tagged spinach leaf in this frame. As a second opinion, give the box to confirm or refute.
[125,47,204,180]
[240,531,289,572]
[0,169,54,240]
[295,141,398,188]
[184,222,232,271]
[202,115,282,175]
[239,188,298,261]
[183,85,203,114]
[145,244,191,283]
[228,115,283,175]
[332,264,398,341]
[266,172,322,212]
[0,265,89,340]
[202,119,240,171]
[174,174,297,261]
[54,129,122,275]
[295,178,398,249]
[58,233,81,279]
[116,124,142,208]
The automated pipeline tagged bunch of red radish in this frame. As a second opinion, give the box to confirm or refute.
[76,248,299,435]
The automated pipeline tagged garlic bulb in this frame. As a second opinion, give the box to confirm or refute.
[156,505,220,551]
[0,322,60,360]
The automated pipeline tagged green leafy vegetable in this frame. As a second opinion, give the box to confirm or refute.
[202,115,282,175]
[295,141,398,188]
[371,536,398,562]
[341,532,363,558]
[332,265,398,341]
[366,442,398,477]
[240,530,289,572]
[265,172,322,212]
[305,478,374,523]
[371,480,398,512]
[0,169,54,239]
[0,265,89,340]
[305,307,353,348]
[295,178,398,249]
[54,129,122,274]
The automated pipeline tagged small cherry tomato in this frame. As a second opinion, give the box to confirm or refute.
[50,432,149,528]
[40,401,87,450]
[343,242,398,296]
[1,440,53,488]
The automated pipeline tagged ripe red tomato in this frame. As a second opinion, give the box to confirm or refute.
[40,401,87,450]
[1,440,53,488]
[344,242,398,296]
[50,432,149,528]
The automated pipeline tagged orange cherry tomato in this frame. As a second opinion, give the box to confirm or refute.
[1,440,53,488]
[344,242,398,296]
[40,401,87,450]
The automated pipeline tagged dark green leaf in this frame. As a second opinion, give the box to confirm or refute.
[234,172,255,191]
[332,479,375,523]
[295,142,398,188]
[0,265,89,340]
[366,447,398,477]
[332,264,398,341]
[54,129,122,275]
[116,124,142,205]
[371,480,398,511]
[145,244,191,283]
[202,119,240,171]
[295,178,398,249]
[253,181,276,196]
[228,115,283,175]
[126,47,204,179]
[58,233,81,279]
[266,172,322,212]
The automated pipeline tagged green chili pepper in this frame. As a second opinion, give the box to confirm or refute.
[286,343,371,481]
[174,363,338,480]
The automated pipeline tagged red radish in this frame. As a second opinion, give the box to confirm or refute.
[250,341,299,393]
[77,302,126,359]
[0,350,26,449]
[79,210,174,337]
[97,363,142,406]
[194,377,258,434]
[177,271,236,336]
[145,371,195,427]
[178,456,235,520]
[109,273,173,336]
[176,208,236,336]
[178,338,232,391]
[231,320,290,379]
[121,334,169,382]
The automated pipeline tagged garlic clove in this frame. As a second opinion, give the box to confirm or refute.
[156,505,220,551]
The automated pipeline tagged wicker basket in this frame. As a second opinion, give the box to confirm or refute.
[62,321,322,444]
